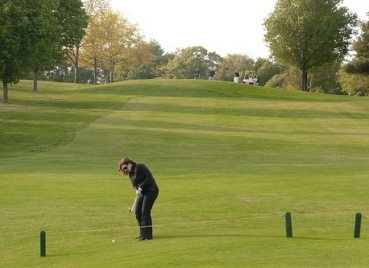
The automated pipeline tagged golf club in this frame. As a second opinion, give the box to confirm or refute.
[128,196,138,213]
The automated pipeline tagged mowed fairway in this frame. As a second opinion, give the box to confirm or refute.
[2,79,369,267]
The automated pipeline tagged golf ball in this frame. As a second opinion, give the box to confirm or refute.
[112,239,115,243]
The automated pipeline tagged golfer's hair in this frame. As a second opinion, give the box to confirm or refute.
[118,157,136,168]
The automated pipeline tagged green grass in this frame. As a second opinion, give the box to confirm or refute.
[2,79,369,267]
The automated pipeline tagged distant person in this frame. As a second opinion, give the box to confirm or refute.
[193,69,200,79]
[234,70,240,83]
[208,68,215,80]
[118,157,159,241]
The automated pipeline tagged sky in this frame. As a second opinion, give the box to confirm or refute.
[109,0,369,59]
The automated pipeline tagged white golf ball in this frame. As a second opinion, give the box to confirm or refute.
[112,239,115,243]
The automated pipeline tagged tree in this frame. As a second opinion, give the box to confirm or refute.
[159,46,221,79]
[264,0,357,91]
[255,59,285,86]
[80,0,145,84]
[343,59,369,74]
[341,14,369,95]
[265,73,287,89]
[79,0,111,84]
[216,54,254,82]
[308,62,342,94]
[97,9,145,83]
[58,0,88,84]
[282,66,302,90]
[30,0,88,91]
[338,70,369,96]
[117,40,163,80]
[0,0,60,103]
[352,15,369,59]
[28,0,61,92]
[343,14,369,75]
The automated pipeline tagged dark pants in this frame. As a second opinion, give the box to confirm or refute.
[135,185,159,239]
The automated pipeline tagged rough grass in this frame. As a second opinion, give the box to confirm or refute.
[1,79,369,267]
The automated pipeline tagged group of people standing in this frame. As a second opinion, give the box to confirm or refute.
[193,68,242,83]
[193,68,259,84]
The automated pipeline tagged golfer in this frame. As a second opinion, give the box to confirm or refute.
[234,70,240,83]
[118,157,159,241]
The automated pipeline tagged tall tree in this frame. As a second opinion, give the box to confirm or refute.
[97,9,146,83]
[264,0,357,91]
[0,0,59,103]
[58,0,88,84]
[79,0,110,84]
[80,0,145,83]
[28,0,61,92]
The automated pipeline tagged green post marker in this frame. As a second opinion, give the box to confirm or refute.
[40,230,46,257]
[354,212,362,238]
[285,212,293,238]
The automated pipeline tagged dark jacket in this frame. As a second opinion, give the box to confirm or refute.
[129,163,158,192]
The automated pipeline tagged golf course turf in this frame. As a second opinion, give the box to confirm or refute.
[1,79,369,267]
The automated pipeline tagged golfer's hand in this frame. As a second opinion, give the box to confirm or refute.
[135,187,142,195]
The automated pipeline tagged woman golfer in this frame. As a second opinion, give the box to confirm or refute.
[118,157,159,240]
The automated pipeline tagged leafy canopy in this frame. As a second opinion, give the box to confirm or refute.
[264,0,357,90]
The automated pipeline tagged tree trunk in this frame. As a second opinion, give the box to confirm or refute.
[2,81,8,103]
[67,45,80,84]
[300,72,304,91]
[74,45,80,84]
[303,71,308,91]
[74,65,79,84]
[301,70,308,91]
[33,67,38,92]
[93,56,97,84]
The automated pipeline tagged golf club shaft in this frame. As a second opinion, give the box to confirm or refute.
[129,195,138,212]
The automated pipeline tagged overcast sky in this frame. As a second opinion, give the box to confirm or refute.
[109,0,369,59]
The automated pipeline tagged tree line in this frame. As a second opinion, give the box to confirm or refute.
[1,0,369,104]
